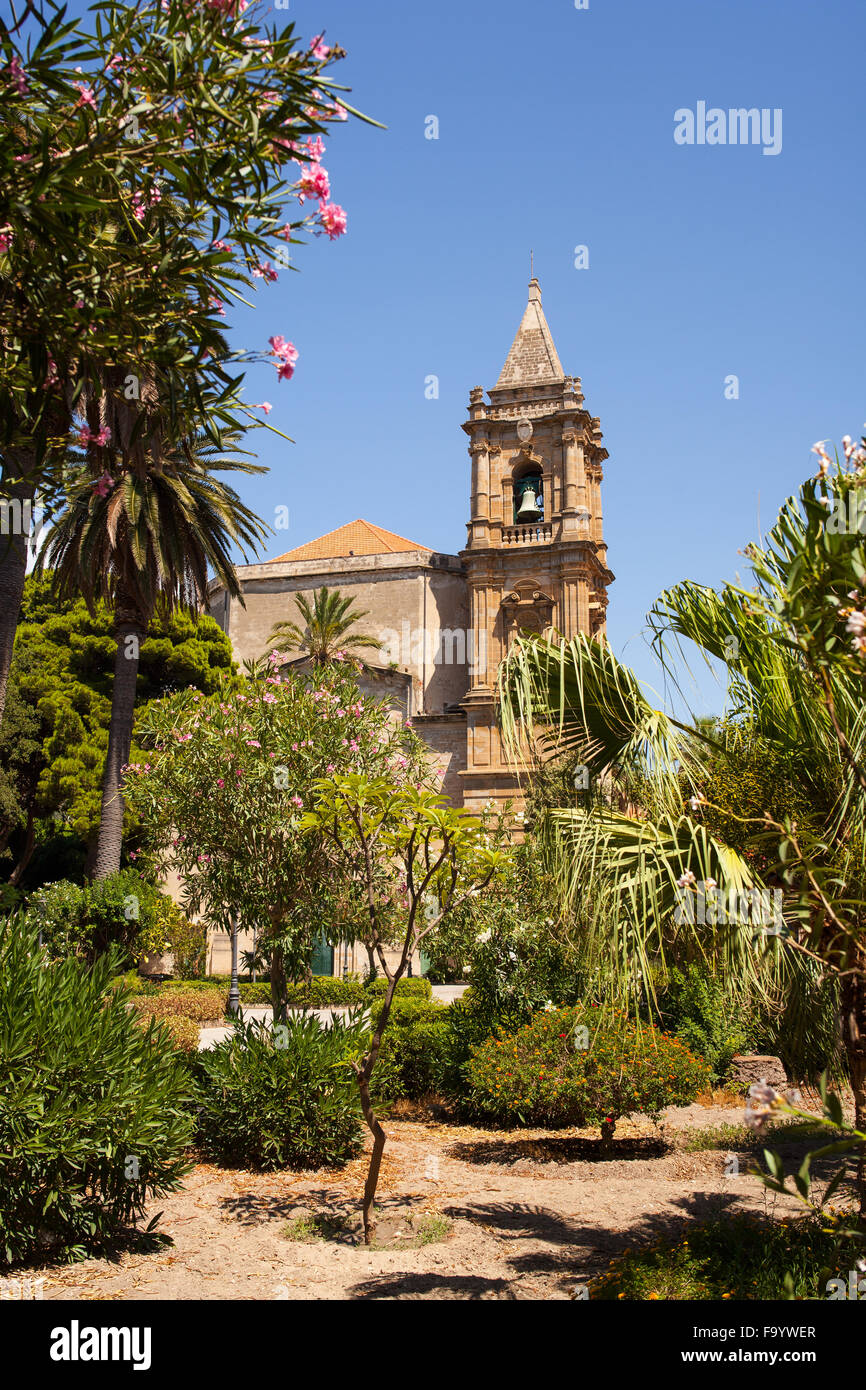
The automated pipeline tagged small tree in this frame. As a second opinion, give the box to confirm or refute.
[303,775,508,1243]
[125,663,431,1018]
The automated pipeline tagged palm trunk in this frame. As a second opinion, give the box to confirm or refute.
[840,953,866,1222]
[0,463,35,726]
[92,605,146,880]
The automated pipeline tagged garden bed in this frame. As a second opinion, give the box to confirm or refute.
[35,1099,856,1302]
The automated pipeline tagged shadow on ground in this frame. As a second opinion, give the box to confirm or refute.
[447,1134,669,1165]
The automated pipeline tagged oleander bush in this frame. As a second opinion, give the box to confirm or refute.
[463,1006,711,1131]
[0,916,193,1267]
[191,1015,366,1170]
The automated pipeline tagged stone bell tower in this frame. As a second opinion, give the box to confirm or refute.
[459,277,614,812]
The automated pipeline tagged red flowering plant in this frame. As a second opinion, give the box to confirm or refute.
[464,1005,710,1138]
[123,656,431,1020]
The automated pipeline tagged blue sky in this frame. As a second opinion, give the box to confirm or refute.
[64,1,866,712]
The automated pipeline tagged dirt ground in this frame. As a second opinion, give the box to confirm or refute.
[37,1098,833,1302]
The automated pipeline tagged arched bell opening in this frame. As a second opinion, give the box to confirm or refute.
[512,465,544,525]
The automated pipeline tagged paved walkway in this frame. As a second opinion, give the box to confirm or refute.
[197,984,468,1049]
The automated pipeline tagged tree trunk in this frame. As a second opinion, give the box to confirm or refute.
[270,943,288,1025]
[92,608,146,880]
[0,462,35,726]
[840,952,866,1222]
[8,801,35,886]
[357,1073,387,1245]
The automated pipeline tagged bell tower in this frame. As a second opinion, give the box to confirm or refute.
[459,277,614,812]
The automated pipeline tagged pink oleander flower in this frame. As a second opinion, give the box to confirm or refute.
[131,192,146,223]
[252,260,278,282]
[209,295,226,316]
[318,202,347,240]
[7,57,29,95]
[79,423,111,448]
[0,229,12,254]
[43,355,58,388]
[269,335,299,381]
[217,778,224,788]
[291,795,303,808]
[297,163,330,204]
[212,239,232,253]
[326,763,335,775]
[267,649,283,668]
[256,401,273,415]
[310,34,330,60]
[75,84,97,110]
[92,472,115,498]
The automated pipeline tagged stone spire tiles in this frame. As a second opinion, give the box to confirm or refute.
[495,277,565,389]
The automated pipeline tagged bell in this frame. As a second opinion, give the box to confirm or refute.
[516,485,542,523]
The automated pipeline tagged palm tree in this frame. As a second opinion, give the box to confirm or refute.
[40,425,267,879]
[267,586,382,667]
[498,477,866,1206]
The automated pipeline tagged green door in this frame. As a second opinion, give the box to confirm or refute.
[311,933,334,976]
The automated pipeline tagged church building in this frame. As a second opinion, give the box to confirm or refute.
[208,277,614,813]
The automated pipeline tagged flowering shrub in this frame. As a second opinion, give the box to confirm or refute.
[463,1007,710,1131]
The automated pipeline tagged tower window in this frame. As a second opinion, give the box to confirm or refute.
[513,469,544,524]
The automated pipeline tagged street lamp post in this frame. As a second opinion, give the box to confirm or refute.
[228,913,240,1017]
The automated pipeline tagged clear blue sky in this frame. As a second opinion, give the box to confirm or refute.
[68,1,866,711]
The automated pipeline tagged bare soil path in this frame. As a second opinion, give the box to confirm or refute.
[38,1101,819,1302]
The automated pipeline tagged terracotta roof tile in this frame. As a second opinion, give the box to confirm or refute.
[270,519,432,563]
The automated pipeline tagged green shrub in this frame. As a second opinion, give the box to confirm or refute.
[463,1007,711,1130]
[191,1015,365,1170]
[25,872,185,969]
[657,965,751,1083]
[0,917,193,1267]
[369,1000,450,1103]
[366,976,432,1001]
[590,1210,862,1300]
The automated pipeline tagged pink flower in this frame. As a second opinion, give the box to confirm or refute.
[291,795,304,808]
[7,57,29,95]
[79,424,111,449]
[75,84,97,110]
[255,401,273,415]
[318,203,347,240]
[209,295,226,316]
[297,164,330,204]
[252,260,278,282]
[0,229,12,255]
[212,239,232,253]
[92,473,115,498]
[217,778,225,788]
[303,136,326,163]
[310,34,331,60]
[43,356,58,388]
[326,763,335,774]
[329,102,348,122]
[269,335,299,382]
[266,649,283,668]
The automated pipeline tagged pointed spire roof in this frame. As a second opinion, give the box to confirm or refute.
[270,519,431,563]
[495,278,565,389]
